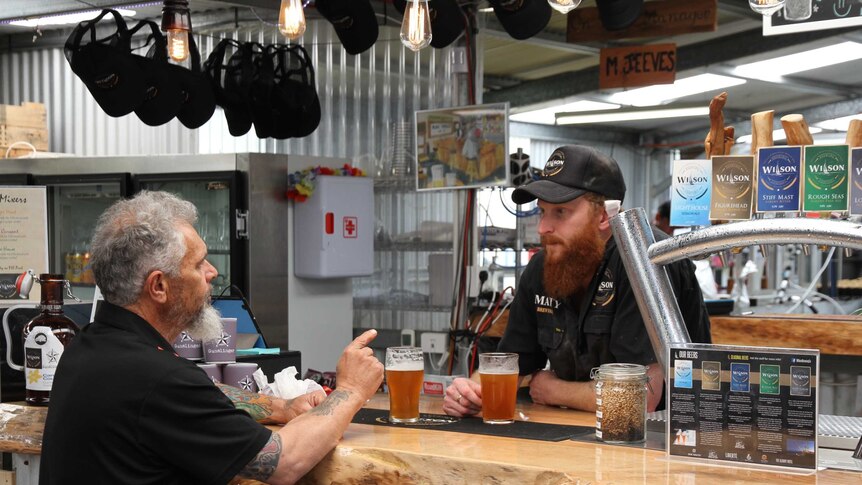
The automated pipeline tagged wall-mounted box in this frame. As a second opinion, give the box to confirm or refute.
[293,176,373,278]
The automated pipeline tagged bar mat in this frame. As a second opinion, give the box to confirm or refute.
[352,408,592,442]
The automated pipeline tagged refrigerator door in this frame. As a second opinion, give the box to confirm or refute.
[32,173,131,301]
[134,171,245,298]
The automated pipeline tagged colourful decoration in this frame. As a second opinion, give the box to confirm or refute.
[286,164,366,202]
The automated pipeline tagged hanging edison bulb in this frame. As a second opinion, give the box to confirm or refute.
[547,0,582,14]
[278,0,306,40]
[161,0,191,62]
[400,0,432,52]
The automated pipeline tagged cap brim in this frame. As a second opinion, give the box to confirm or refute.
[511,180,587,204]
[493,0,551,40]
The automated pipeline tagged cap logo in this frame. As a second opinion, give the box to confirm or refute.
[331,16,354,30]
[543,153,565,177]
[498,0,525,12]
[144,85,158,101]
[94,73,119,90]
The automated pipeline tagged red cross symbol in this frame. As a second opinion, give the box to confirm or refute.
[343,217,357,238]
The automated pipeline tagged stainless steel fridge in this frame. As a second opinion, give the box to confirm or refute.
[0,154,292,348]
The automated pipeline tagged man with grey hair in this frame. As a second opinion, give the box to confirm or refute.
[40,191,384,485]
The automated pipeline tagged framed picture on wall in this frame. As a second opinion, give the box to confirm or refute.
[415,102,509,191]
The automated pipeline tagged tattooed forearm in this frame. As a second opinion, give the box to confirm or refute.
[309,389,352,416]
[217,383,277,423]
[240,432,281,481]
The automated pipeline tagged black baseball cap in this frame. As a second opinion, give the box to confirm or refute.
[511,145,626,204]
[128,20,184,127]
[488,0,552,41]
[316,0,379,55]
[392,0,465,49]
[596,0,644,31]
[174,34,216,129]
[64,9,147,118]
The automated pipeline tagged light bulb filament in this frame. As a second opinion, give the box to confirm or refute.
[166,29,189,61]
[279,0,306,39]
[400,0,432,51]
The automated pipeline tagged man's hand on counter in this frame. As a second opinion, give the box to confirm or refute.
[218,383,324,425]
[281,391,328,423]
[442,377,483,417]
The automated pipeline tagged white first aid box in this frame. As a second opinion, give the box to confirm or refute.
[293,176,374,278]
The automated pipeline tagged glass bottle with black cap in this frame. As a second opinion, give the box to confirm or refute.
[22,274,80,406]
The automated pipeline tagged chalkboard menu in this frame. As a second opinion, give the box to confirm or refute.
[765,0,862,35]
[667,344,819,472]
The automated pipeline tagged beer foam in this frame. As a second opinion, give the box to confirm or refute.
[479,369,518,375]
[386,361,424,371]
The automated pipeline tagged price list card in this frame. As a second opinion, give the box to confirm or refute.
[667,344,819,472]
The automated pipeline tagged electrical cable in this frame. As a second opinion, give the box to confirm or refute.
[785,247,836,314]
[213,283,269,348]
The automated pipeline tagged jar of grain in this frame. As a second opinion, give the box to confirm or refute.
[590,363,649,444]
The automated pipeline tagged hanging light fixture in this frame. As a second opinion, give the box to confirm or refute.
[748,0,785,16]
[278,0,306,40]
[400,0,432,52]
[161,0,192,62]
[547,0,582,14]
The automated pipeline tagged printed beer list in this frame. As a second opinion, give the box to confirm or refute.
[668,344,819,471]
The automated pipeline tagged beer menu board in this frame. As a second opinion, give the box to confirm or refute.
[0,187,48,303]
[850,148,862,216]
[803,145,849,213]
[756,146,802,213]
[667,344,819,472]
[710,155,755,220]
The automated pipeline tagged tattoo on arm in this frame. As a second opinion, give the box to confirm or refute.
[240,432,281,481]
[309,389,352,416]
[217,383,276,423]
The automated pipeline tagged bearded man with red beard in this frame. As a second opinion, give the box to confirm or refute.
[443,145,710,416]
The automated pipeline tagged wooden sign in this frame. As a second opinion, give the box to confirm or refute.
[599,43,676,89]
[567,0,717,43]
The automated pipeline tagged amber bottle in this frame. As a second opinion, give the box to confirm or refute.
[22,274,79,406]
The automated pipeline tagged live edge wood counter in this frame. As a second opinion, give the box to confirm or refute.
[1,397,857,484]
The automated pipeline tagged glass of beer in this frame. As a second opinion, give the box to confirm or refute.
[479,352,519,424]
[385,346,424,423]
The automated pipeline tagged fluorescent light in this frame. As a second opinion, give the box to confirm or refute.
[556,106,709,125]
[736,127,823,144]
[606,74,746,107]
[734,42,862,81]
[8,9,137,28]
[510,100,620,125]
[814,115,862,132]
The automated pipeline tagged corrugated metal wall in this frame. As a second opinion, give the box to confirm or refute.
[0,18,459,163]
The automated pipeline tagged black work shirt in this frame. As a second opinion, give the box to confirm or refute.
[500,229,711,381]
[40,302,271,485]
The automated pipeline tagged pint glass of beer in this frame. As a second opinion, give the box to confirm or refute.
[479,352,519,424]
[385,346,424,423]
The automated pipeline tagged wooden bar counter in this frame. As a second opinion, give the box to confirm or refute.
[1,396,858,484]
[296,395,858,485]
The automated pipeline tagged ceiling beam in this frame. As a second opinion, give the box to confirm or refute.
[510,121,640,146]
[484,27,850,108]
[707,64,862,99]
[479,14,600,56]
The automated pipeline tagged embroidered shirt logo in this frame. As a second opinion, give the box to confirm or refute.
[534,294,560,314]
[592,268,615,307]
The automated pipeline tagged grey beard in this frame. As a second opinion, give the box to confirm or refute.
[185,304,224,342]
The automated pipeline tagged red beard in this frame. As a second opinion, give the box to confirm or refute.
[542,226,606,299]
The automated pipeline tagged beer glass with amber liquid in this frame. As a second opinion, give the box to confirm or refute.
[385,346,424,423]
[479,352,519,424]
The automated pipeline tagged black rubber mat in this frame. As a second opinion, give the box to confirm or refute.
[351,408,593,442]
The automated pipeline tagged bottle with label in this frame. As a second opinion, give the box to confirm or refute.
[22,274,80,406]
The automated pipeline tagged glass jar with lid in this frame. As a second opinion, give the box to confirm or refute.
[590,363,650,444]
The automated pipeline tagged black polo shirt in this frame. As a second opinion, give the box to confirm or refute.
[40,302,271,485]
[500,229,711,381]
